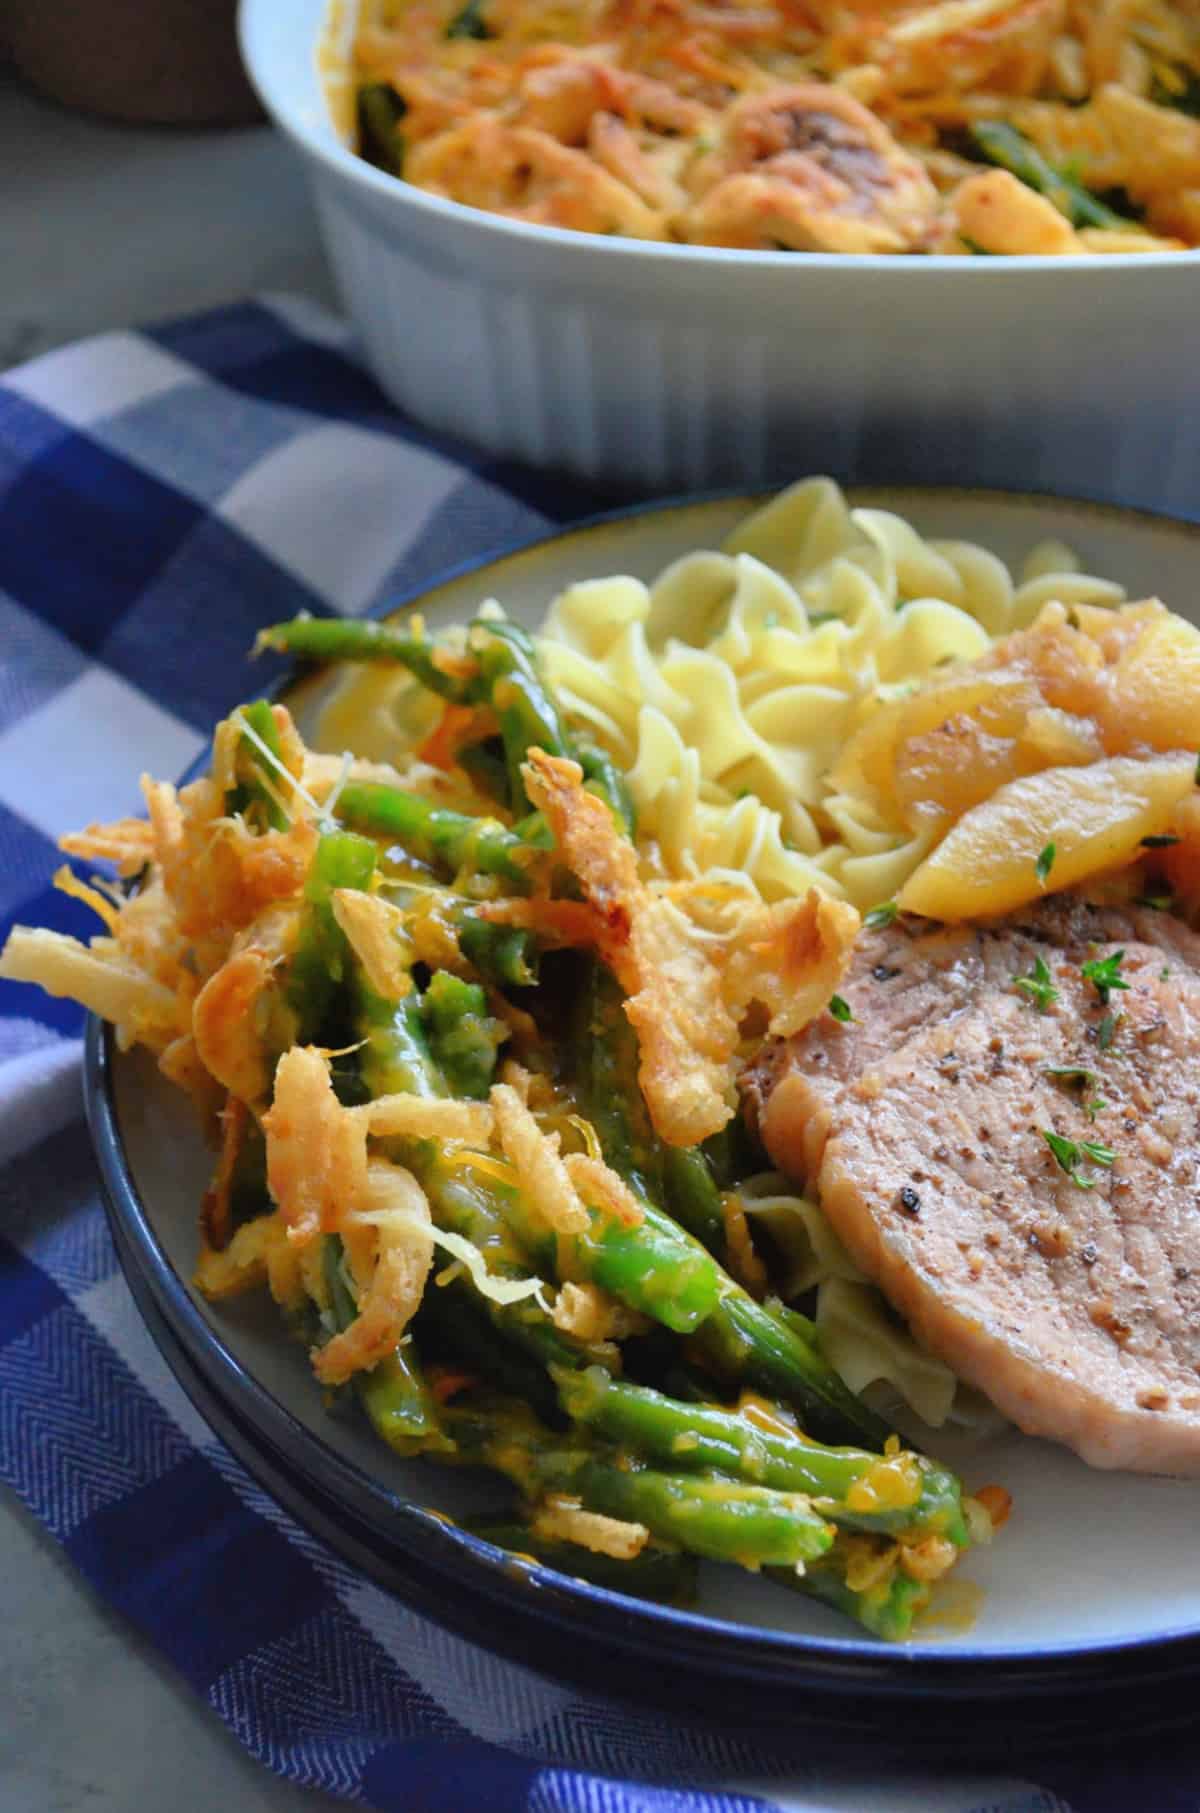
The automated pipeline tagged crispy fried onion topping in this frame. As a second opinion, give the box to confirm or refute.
[722,889,862,1041]
[490,1082,590,1235]
[201,1095,251,1253]
[195,1208,296,1304]
[262,1045,437,1384]
[490,1082,644,1234]
[550,1280,650,1342]
[331,889,413,1003]
[316,1160,434,1386]
[4,706,323,1087]
[561,1153,642,1229]
[520,749,860,1144]
[0,926,181,1051]
[367,1093,494,1143]
[195,1198,330,1315]
[192,904,299,1105]
[531,1496,649,1561]
[59,817,155,875]
[261,1046,553,1379]
[263,1045,370,1247]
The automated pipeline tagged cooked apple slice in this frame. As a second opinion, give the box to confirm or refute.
[897,752,1197,921]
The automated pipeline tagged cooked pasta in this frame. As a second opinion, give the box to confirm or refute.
[344,0,1200,252]
[539,478,1125,909]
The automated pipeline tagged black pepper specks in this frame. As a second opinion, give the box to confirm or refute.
[872,964,902,983]
[898,1186,922,1216]
[1082,1242,1098,1266]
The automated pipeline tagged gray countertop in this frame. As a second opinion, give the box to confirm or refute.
[0,70,346,1813]
[0,70,337,367]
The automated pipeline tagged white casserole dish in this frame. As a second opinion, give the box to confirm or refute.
[239,0,1200,507]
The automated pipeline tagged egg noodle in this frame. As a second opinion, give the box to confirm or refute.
[347,0,1200,252]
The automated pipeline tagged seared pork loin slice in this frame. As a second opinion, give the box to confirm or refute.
[746,899,1200,1183]
[747,900,1200,1473]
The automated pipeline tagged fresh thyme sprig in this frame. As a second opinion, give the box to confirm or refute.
[1015,955,1058,1012]
[1042,1129,1117,1189]
[1081,950,1129,1005]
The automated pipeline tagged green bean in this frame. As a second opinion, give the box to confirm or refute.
[445,0,491,38]
[568,1458,833,1569]
[375,880,538,987]
[415,1282,563,1427]
[470,628,633,831]
[661,1146,726,1254]
[508,811,556,851]
[264,611,634,835]
[572,966,663,1201]
[574,966,723,1252]
[573,967,892,1446]
[969,121,1135,230]
[465,1517,696,1605]
[359,987,440,1103]
[456,738,510,806]
[455,912,538,988]
[770,1554,931,1642]
[423,970,504,1100]
[701,1118,763,1192]
[417,1158,601,1376]
[334,781,533,887]
[497,1168,720,1337]
[470,619,575,813]
[554,1366,966,1541]
[289,831,378,1042]
[352,1012,601,1378]
[358,963,717,1336]
[577,742,637,839]
[257,617,473,702]
[323,1237,447,1455]
[691,1281,894,1452]
[447,1401,834,1569]
[226,700,288,830]
[357,82,406,177]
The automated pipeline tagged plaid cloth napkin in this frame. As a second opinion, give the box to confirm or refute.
[0,295,1195,1813]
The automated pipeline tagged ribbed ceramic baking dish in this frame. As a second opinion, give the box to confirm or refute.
[239,0,1200,509]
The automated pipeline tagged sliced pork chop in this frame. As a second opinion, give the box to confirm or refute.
[746,898,1200,1186]
[747,900,1200,1473]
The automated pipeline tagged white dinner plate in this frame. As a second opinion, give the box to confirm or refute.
[88,486,1200,1746]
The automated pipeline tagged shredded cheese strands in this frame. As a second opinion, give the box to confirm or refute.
[234,708,327,830]
[425,1225,551,1311]
[52,864,119,932]
[322,749,355,822]
[441,1148,520,1188]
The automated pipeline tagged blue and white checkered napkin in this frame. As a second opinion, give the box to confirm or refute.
[0,294,1191,1813]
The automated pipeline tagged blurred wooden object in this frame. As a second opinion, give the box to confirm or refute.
[3,0,263,126]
